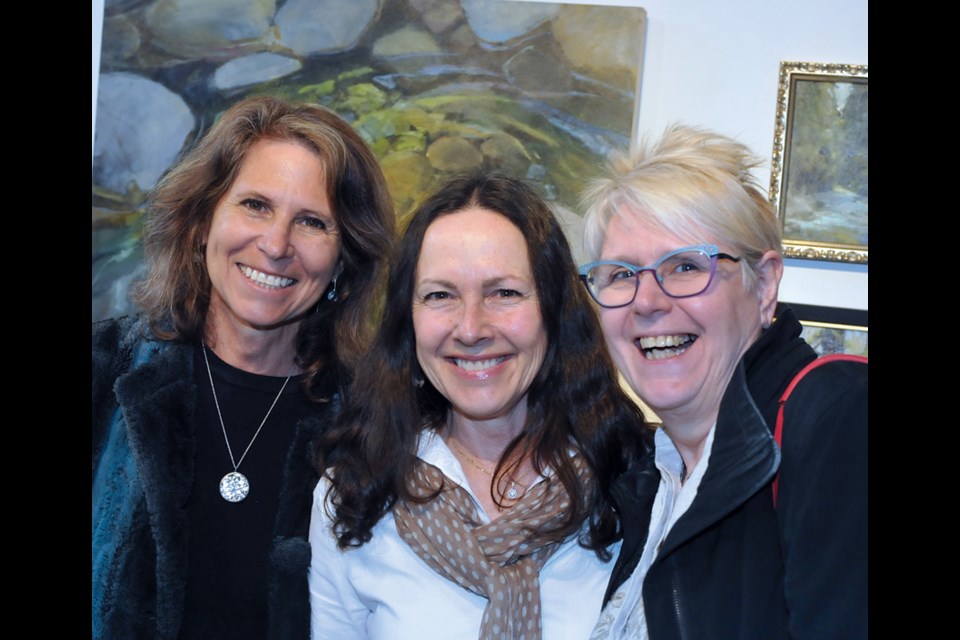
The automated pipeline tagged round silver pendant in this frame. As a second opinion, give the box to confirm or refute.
[220,471,250,502]
[506,485,520,500]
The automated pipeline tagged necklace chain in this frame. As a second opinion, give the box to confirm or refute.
[449,437,525,505]
[450,438,497,476]
[201,340,291,472]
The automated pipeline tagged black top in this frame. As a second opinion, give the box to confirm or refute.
[93,315,342,640]
[180,344,316,640]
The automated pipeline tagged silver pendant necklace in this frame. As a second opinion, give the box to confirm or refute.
[201,341,291,503]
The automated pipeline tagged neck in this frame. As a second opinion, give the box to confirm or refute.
[445,412,536,519]
[202,315,302,376]
[658,412,716,476]
[445,412,526,462]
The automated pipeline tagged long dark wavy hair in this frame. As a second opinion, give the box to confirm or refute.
[131,95,395,393]
[315,173,650,557]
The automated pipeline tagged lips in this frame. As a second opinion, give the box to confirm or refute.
[636,334,696,360]
[239,264,295,289]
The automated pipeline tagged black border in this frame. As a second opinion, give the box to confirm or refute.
[786,302,868,330]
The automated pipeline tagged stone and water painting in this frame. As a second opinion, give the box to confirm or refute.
[92,0,647,321]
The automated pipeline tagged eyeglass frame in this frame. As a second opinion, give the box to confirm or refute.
[578,243,742,308]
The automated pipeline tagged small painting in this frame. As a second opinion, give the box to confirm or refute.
[790,303,868,358]
[769,62,868,263]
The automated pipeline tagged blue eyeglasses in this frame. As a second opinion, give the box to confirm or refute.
[578,244,742,308]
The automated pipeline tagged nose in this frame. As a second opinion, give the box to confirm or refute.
[453,297,493,345]
[630,269,672,315]
[257,218,294,260]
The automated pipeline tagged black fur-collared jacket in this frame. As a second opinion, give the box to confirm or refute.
[92,315,339,639]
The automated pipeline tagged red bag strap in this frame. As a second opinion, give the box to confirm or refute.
[772,353,868,507]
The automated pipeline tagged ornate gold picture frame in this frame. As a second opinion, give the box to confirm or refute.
[769,62,868,263]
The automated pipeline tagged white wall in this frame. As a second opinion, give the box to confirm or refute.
[92,0,868,310]
[525,0,869,310]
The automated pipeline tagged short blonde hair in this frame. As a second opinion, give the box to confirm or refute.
[580,124,781,291]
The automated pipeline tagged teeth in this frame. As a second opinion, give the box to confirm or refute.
[638,334,692,349]
[240,265,294,288]
[454,357,505,371]
[637,334,695,360]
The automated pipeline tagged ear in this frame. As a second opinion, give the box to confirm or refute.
[755,250,783,328]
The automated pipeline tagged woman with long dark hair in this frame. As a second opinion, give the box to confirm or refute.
[308,173,650,639]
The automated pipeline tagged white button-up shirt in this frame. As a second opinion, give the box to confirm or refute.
[309,430,620,639]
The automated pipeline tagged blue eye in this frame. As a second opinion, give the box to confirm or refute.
[610,267,636,282]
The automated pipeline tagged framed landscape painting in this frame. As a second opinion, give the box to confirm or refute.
[769,62,868,263]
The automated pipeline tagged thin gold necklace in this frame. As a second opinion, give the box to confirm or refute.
[449,438,525,502]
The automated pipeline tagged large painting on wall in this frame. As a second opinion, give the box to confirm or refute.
[92,0,647,321]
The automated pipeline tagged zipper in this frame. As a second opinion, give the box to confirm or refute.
[671,563,689,640]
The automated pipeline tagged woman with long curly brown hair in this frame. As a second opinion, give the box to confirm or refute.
[92,95,395,640]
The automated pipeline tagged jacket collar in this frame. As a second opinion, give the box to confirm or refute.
[741,304,818,427]
[610,309,801,564]
[656,362,780,556]
[650,307,814,555]
[605,447,659,602]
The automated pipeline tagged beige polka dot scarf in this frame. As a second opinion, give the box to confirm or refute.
[393,455,590,640]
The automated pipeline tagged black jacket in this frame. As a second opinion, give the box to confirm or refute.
[604,305,867,639]
[92,316,339,639]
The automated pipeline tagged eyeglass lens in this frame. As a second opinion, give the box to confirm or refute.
[587,250,715,306]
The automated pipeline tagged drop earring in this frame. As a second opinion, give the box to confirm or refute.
[326,277,338,301]
[327,262,343,301]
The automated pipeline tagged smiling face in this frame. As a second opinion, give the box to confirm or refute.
[412,207,548,431]
[596,210,781,429]
[203,138,340,341]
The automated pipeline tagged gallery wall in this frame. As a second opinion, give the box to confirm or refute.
[92,0,868,312]
[526,0,869,311]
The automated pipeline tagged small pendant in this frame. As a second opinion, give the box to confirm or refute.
[506,484,520,500]
[220,471,250,502]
